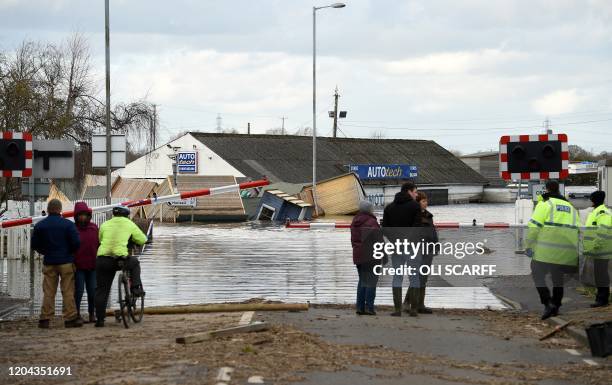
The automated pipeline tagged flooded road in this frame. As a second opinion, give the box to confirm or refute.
[1,204,525,318]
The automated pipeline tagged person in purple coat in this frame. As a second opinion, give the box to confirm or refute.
[351,200,385,315]
[73,202,100,323]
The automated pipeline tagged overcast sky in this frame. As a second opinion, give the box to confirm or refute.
[1,0,611,153]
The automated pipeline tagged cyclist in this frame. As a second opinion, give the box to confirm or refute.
[94,206,147,327]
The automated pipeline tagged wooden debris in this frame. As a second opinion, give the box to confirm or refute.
[176,321,269,344]
[539,320,572,341]
[106,302,308,316]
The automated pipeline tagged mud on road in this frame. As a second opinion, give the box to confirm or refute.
[0,307,610,385]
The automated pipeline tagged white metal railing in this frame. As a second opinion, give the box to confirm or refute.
[0,198,124,259]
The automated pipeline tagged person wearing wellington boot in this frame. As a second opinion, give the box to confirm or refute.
[382,182,422,317]
[351,200,384,315]
[406,192,438,314]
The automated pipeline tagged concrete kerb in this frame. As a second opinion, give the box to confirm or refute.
[492,292,523,311]
[547,316,589,347]
[491,291,590,348]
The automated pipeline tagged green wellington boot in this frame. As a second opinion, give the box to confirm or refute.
[408,288,419,317]
[391,287,403,316]
[418,287,433,314]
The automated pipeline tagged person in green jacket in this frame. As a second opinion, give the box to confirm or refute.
[526,180,580,320]
[94,206,147,327]
[583,191,611,308]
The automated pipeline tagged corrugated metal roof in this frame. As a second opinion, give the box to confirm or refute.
[190,133,487,185]
[460,151,499,158]
[111,177,158,200]
[266,189,312,207]
[175,175,245,217]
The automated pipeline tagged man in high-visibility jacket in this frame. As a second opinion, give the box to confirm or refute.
[526,180,580,320]
[94,206,148,327]
[583,191,611,308]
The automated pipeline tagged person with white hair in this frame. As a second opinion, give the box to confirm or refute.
[350,200,384,315]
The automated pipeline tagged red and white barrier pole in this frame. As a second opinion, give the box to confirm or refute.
[285,221,528,229]
[0,179,269,229]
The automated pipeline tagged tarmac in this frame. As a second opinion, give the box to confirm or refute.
[262,305,611,385]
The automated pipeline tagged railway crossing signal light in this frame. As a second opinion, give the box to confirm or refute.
[0,131,33,177]
[500,134,569,180]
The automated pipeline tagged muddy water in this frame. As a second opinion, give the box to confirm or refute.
[1,204,521,318]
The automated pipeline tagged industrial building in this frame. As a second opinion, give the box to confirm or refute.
[459,151,506,187]
[117,132,488,207]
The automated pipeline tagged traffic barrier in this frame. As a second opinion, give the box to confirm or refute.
[285,221,598,230]
[0,179,270,229]
[285,221,527,229]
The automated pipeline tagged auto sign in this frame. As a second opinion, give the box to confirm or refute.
[177,151,198,173]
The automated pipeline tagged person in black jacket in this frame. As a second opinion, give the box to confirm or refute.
[412,191,438,314]
[382,181,422,316]
[31,199,83,328]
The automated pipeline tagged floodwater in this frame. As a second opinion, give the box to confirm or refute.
[1,203,529,318]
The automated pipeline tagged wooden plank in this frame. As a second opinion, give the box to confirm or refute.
[105,302,308,316]
[176,321,269,344]
[539,320,572,341]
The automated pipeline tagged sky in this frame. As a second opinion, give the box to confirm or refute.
[1,0,611,154]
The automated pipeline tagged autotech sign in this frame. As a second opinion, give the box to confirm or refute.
[177,151,198,173]
[349,164,418,180]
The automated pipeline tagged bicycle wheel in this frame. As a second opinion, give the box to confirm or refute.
[117,273,131,329]
[130,291,144,323]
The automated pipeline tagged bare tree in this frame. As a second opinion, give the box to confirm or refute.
[0,34,156,213]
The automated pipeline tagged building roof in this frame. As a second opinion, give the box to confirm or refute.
[111,177,158,200]
[175,175,245,217]
[266,190,312,207]
[190,132,487,185]
[460,151,499,158]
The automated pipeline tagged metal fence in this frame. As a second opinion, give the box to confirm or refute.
[0,198,124,259]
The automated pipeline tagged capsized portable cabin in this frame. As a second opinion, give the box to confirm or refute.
[256,190,312,221]
[299,173,366,216]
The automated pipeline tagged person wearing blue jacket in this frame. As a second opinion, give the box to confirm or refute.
[31,199,83,328]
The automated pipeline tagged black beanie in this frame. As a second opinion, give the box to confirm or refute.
[590,191,605,206]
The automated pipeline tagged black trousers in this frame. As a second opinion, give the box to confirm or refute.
[594,259,611,304]
[95,256,142,321]
[531,260,566,307]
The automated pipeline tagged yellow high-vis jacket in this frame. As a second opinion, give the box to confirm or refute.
[526,196,580,266]
[97,216,147,258]
[583,204,612,260]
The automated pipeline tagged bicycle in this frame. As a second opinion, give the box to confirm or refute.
[115,258,145,328]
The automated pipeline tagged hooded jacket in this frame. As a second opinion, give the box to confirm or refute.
[351,211,384,265]
[74,202,99,270]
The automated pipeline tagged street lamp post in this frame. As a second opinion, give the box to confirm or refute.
[312,3,345,216]
[104,0,112,207]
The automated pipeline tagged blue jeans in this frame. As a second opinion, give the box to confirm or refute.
[392,253,422,288]
[75,269,96,315]
[356,262,379,313]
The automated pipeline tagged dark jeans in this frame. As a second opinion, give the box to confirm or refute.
[594,259,610,304]
[95,256,142,321]
[531,260,566,307]
[356,262,379,313]
[75,268,96,315]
